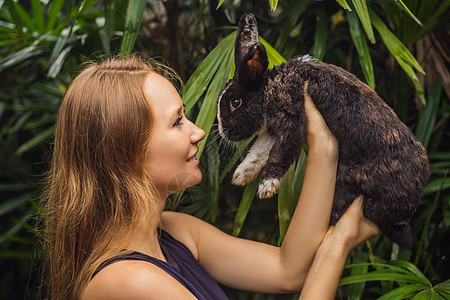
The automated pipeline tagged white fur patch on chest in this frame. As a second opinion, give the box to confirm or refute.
[232,130,274,186]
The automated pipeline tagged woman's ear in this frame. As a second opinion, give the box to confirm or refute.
[236,43,268,89]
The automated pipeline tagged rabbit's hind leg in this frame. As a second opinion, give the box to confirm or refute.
[233,131,275,186]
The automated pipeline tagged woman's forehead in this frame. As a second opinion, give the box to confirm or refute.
[144,73,183,113]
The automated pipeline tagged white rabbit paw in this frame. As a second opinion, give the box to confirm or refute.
[258,178,281,198]
[232,163,260,186]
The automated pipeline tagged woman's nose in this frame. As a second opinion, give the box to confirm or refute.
[190,123,205,144]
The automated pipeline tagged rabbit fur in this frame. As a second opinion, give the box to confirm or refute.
[217,13,429,248]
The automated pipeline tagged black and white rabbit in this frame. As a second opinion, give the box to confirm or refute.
[217,13,429,248]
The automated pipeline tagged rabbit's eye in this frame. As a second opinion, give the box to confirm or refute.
[231,98,242,109]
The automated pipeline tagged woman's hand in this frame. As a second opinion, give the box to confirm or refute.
[298,197,379,300]
[320,196,380,255]
[304,81,338,157]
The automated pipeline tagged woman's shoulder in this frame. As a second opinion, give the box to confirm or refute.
[83,259,196,299]
[160,211,209,259]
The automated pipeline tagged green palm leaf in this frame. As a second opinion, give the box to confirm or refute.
[119,0,147,57]
[348,251,369,300]
[46,0,65,32]
[10,0,34,32]
[278,163,297,244]
[415,77,442,148]
[369,9,426,104]
[193,37,234,158]
[312,9,327,60]
[377,284,430,300]
[182,33,236,114]
[4,0,26,41]
[13,126,54,158]
[269,0,279,11]
[340,260,445,299]
[278,149,307,245]
[347,10,375,88]
[30,0,44,32]
[260,36,286,66]
[393,0,423,26]
[233,177,259,237]
[351,0,375,43]
[336,0,352,11]
[206,137,220,221]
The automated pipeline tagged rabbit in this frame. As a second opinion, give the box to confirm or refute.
[217,13,429,248]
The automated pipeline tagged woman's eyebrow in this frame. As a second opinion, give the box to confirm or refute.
[172,104,184,117]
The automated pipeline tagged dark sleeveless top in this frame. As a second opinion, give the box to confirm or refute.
[92,230,228,299]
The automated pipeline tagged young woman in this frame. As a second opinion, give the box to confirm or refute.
[43,55,379,299]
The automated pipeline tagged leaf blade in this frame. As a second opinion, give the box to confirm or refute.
[46,0,65,32]
[347,10,375,88]
[351,0,375,43]
[194,43,234,158]
[312,9,328,60]
[182,32,236,114]
[119,0,147,57]
[233,177,259,237]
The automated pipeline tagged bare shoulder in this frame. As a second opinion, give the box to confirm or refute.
[160,211,219,260]
[82,260,196,299]
[161,210,205,232]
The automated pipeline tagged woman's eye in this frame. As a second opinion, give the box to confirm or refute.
[173,116,183,126]
[231,98,242,109]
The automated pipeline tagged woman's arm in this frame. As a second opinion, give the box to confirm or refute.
[278,81,339,288]
[299,197,380,299]
[162,82,341,293]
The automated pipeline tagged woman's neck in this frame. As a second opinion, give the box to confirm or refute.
[126,193,167,261]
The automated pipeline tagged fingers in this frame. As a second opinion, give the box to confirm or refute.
[303,80,338,155]
[303,80,324,130]
[303,81,335,137]
[303,80,309,94]
[303,80,316,112]
[348,196,380,239]
[346,195,364,218]
[323,196,380,253]
[362,216,380,238]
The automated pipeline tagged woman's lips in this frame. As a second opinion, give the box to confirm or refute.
[187,155,199,162]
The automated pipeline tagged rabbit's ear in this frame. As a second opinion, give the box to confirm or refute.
[234,13,268,89]
[235,14,259,68]
[236,43,268,89]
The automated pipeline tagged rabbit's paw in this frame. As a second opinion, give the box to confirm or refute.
[258,178,281,198]
[232,163,260,186]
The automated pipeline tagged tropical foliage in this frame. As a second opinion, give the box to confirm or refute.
[0,0,448,299]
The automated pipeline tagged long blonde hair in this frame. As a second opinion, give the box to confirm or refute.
[43,55,178,299]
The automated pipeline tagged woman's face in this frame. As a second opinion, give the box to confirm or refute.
[145,73,205,197]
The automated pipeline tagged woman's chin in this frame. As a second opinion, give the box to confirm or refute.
[163,172,202,195]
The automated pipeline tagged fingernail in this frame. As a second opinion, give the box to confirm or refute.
[304,75,309,81]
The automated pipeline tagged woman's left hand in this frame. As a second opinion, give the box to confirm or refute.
[298,197,380,300]
[319,196,380,255]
